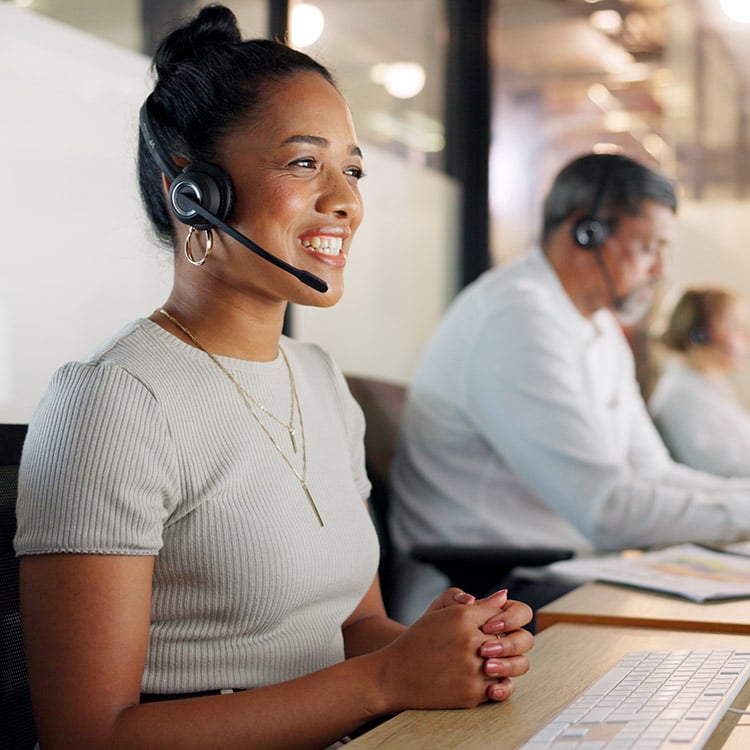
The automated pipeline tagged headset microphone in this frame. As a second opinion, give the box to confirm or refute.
[572,157,626,311]
[175,194,328,292]
[591,249,626,311]
[139,102,328,294]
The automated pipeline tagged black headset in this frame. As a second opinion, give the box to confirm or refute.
[138,99,328,293]
[139,101,235,230]
[572,158,616,251]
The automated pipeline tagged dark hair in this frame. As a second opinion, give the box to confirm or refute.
[541,153,677,244]
[137,4,336,246]
[662,287,736,352]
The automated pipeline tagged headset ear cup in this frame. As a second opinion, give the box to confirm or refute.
[572,217,608,251]
[169,161,235,228]
[690,328,709,345]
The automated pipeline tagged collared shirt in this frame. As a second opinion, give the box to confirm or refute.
[389,248,750,622]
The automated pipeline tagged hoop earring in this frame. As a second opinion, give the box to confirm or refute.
[184,226,213,266]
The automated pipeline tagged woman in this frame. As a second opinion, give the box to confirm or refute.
[649,287,750,476]
[15,6,533,749]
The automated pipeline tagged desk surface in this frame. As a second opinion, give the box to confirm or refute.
[346,623,750,749]
[536,581,750,634]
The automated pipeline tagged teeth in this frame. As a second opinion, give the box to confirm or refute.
[302,236,343,256]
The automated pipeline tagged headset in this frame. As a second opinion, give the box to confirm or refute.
[572,158,616,251]
[687,293,710,345]
[138,100,328,293]
[571,157,627,310]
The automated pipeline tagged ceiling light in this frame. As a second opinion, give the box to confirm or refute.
[589,10,623,35]
[592,143,622,154]
[604,110,632,132]
[721,0,750,23]
[365,111,444,152]
[643,133,669,161]
[587,83,618,110]
[290,3,324,48]
[370,62,426,100]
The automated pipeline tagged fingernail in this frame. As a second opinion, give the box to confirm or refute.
[483,621,506,635]
[485,659,506,676]
[488,682,508,701]
[480,642,504,656]
[452,591,475,604]
[487,588,508,599]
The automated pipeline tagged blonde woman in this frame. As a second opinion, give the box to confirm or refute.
[649,287,750,476]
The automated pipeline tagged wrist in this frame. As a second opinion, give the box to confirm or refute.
[353,649,401,718]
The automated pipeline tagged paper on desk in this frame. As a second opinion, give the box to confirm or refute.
[546,543,750,602]
[723,540,750,558]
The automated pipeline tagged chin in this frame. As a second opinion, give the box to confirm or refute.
[298,280,344,309]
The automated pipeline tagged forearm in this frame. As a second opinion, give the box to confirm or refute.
[42,654,389,750]
[343,612,407,658]
[592,474,750,551]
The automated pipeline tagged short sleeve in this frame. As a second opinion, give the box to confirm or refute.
[14,359,180,556]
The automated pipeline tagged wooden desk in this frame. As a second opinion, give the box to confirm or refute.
[536,582,750,634]
[346,623,750,749]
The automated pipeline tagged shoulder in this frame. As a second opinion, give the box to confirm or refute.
[33,320,181,436]
[281,337,363,429]
[280,337,349,399]
[48,320,159,397]
[650,361,714,413]
[281,336,340,382]
[442,251,567,338]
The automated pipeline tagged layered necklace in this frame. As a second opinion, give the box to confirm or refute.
[158,308,324,527]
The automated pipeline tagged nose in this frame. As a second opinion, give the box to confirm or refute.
[316,170,362,221]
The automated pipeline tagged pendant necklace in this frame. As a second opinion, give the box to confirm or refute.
[158,308,324,527]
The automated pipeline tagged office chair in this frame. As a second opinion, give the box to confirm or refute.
[345,376,573,609]
[0,423,37,750]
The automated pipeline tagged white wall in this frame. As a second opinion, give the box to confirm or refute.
[293,149,460,384]
[1,5,170,424]
[0,4,460,424]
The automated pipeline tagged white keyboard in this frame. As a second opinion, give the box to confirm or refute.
[519,649,750,749]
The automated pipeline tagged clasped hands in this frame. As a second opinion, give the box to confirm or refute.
[381,587,534,712]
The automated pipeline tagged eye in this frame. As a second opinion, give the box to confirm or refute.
[345,166,366,181]
[290,157,317,170]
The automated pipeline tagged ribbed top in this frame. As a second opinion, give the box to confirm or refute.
[15,319,377,693]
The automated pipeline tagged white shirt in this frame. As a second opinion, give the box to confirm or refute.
[649,359,750,477]
[389,248,750,622]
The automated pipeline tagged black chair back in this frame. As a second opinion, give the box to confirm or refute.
[0,423,37,750]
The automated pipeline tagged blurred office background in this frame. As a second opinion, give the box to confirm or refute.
[2,0,750,422]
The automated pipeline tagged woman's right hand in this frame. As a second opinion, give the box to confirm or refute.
[373,590,532,713]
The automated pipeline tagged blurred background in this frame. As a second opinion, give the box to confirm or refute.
[2,0,750,420]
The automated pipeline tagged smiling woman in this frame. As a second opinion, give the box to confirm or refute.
[13,5,533,750]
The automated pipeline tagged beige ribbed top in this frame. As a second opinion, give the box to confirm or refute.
[15,319,377,693]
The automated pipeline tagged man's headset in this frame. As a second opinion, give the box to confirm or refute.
[571,158,627,311]
[138,101,328,293]
[572,159,616,252]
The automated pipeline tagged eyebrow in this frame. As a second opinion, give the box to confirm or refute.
[282,134,363,158]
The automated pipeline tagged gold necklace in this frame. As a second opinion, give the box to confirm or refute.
[158,308,324,527]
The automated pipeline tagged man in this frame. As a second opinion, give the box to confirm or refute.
[389,152,750,624]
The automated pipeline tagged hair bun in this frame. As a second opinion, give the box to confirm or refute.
[153,4,241,74]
